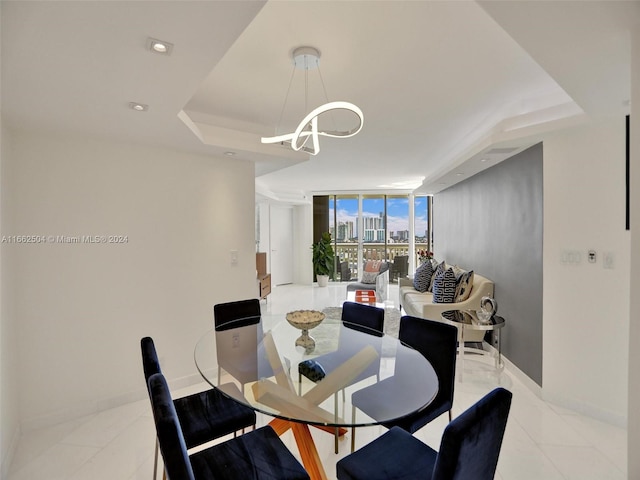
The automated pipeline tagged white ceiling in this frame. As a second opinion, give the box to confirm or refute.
[2,1,636,203]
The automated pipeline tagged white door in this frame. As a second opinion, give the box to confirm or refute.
[271,205,294,285]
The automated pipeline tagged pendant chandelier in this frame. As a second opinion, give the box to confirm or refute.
[261,46,363,156]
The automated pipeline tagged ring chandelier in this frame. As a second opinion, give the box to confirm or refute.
[261,47,364,156]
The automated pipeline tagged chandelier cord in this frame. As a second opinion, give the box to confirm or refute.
[274,65,297,136]
[261,46,363,155]
[316,63,338,132]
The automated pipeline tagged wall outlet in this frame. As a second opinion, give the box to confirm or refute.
[603,252,615,269]
[561,249,581,264]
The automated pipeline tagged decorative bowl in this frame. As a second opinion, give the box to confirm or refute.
[286,310,325,350]
[286,309,325,329]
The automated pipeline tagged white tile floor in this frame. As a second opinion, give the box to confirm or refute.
[7,283,627,480]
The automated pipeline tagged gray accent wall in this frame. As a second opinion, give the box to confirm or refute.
[434,143,543,385]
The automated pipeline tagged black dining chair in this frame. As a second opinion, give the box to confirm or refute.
[213,298,267,391]
[141,337,256,480]
[350,315,457,451]
[148,372,310,480]
[214,298,262,331]
[297,301,385,453]
[390,255,409,283]
[336,387,512,480]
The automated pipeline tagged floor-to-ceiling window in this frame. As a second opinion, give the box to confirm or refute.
[321,193,432,282]
[414,195,432,270]
[330,195,358,281]
[361,194,386,261]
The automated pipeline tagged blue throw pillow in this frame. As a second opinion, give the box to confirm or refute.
[428,260,446,292]
[432,267,457,303]
[455,270,474,302]
[413,260,435,293]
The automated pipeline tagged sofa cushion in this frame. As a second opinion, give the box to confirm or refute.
[452,264,467,279]
[413,260,435,293]
[432,267,457,303]
[428,261,446,292]
[455,270,474,302]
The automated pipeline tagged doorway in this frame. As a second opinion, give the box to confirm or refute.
[270,205,294,285]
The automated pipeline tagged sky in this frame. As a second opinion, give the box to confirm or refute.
[329,195,429,238]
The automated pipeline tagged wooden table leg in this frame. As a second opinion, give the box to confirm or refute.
[268,419,329,480]
[270,417,346,436]
[313,424,348,436]
[291,422,328,480]
[269,417,292,436]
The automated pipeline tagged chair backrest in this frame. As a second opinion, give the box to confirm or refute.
[394,256,409,276]
[398,316,457,412]
[341,301,385,337]
[214,298,261,331]
[141,336,162,386]
[431,387,512,480]
[148,373,196,480]
[394,255,408,265]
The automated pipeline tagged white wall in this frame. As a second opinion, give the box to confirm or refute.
[627,22,640,477]
[293,204,313,285]
[1,124,20,478]
[543,116,630,425]
[4,129,257,429]
[256,201,270,264]
[0,0,21,468]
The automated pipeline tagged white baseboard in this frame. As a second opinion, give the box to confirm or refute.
[541,389,627,428]
[1,424,21,479]
[20,372,208,433]
[500,349,543,398]
[488,344,625,428]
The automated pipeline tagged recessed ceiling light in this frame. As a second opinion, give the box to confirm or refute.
[147,37,173,55]
[128,102,148,112]
[480,158,489,162]
[224,151,236,156]
[456,172,464,176]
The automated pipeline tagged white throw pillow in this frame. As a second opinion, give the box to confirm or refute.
[361,271,378,284]
[455,270,474,302]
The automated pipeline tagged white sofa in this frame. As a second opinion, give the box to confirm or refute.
[398,273,494,342]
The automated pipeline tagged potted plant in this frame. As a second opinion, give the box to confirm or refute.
[311,232,335,287]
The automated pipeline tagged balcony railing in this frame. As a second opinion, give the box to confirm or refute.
[333,242,429,283]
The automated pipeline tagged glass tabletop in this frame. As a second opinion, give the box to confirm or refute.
[194,317,438,428]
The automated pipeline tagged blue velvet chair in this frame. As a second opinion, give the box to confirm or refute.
[349,315,457,451]
[213,298,262,331]
[214,298,275,391]
[298,301,385,453]
[148,372,309,480]
[336,387,513,480]
[141,337,256,480]
[340,301,385,336]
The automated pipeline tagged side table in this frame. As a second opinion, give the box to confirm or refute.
[440,310,505,380]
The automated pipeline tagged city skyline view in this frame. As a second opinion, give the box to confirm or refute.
[328,195,429,242]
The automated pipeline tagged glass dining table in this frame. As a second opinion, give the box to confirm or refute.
[194,314,438,480]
